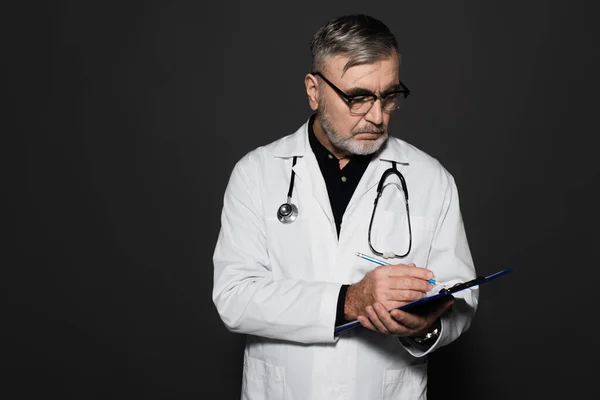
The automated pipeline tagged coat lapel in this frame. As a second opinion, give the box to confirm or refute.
[272,120,411,226]
[273,120,335,224]
[346,138,410,213]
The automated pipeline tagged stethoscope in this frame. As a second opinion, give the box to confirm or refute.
[277,156,299,224]
[277,157,412,259]
[368,161,412,259]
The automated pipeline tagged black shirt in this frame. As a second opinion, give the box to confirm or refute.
[307,114,372,328]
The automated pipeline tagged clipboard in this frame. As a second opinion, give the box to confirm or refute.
[334,268,513,335]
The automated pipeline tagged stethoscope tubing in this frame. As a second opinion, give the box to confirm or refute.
[277,158,412,258]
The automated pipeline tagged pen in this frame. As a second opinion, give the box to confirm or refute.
[355,252,438,285]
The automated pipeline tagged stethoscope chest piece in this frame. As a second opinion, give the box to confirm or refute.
[277,202,298,224]
[277,156,299,224]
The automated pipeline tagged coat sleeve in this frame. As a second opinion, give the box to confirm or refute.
[212,154,341,344]
[399,168,479,357]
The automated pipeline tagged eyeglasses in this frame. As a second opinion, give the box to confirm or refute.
[312,71,410,115]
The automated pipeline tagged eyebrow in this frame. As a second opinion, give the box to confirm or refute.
[345,83,402,97]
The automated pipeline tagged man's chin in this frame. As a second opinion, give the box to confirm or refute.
[349,135,387,155]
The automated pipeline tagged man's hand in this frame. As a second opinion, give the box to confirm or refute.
[357,296,454,337]
[344,263,434,320]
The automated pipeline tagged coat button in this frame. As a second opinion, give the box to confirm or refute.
[341,176,347,183]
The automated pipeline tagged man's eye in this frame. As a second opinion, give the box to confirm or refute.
[384,93,400,100]
[349,96,372,104]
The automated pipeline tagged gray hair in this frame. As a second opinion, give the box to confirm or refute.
[310,14,400,75]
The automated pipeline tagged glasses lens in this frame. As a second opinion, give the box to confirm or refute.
[349,93,406,114]
[382,93,402,112]
[349,96,374,114]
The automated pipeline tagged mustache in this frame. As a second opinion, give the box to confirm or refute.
[351,125,387,135]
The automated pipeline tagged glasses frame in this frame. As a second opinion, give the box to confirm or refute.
[311,71,410,115]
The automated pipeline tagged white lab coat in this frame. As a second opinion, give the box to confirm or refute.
[213,118,478,400]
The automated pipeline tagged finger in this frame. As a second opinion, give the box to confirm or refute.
[390,309,422,330]
[374,302,410,335]
[365,305,390,334]
[359,315,381,332]
[357,315,377,331]
[385,289,429,304]
[391,297,454,331]
[387,277,433,293]
[385,264,434,281]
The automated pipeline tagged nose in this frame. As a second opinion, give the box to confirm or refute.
[363,99,384,125]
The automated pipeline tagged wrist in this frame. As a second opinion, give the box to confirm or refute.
[344,284,359,320]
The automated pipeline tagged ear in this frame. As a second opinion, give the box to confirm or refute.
[304,73,319,111]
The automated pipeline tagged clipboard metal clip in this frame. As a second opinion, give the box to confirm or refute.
[439,276,486,294]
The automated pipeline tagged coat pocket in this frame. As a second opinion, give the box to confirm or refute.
[381,362,428,400]
[242,354,286,400]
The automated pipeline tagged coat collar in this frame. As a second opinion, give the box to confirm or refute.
[272,117,411,222]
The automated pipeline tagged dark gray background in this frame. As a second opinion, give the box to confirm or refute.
[4,1,599,399]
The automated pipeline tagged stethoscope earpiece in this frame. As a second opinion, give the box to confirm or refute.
[277,202,298,224]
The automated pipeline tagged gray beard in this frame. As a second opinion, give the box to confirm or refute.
[317,108,388,156]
